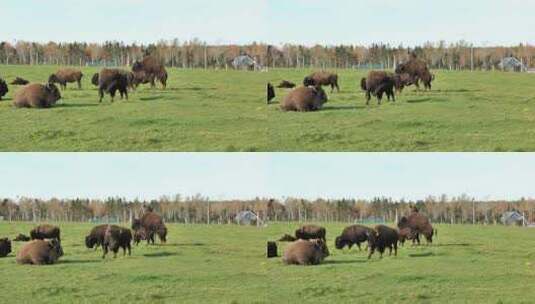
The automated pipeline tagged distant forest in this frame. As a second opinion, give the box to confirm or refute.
[1,39,535,70]
[0,195,534,225]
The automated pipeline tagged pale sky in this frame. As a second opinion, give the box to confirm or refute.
[1,0,534,46]
[1,153,535,201]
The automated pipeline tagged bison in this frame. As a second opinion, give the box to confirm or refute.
[278,234,297,242]
[16,239,63,265]
[303,71,340,93]
[91,73,99,86]
[132,56,168,89]
[97,69,129,103]
[277,80,296,89]
[85,225,109,250]
[393,73,415,93]
[11,77,30,86]
[133,227,149,246]
[395,56,434,91]
[282,239,330,266]
[280,86,327,112]
[361,71,396,105]
[13,83,61,108]
[335,225,373,251]
[397,227,417,247]
[398,211,436,245]
[13,234,31,242]
[0,238,12,257]
[30,224,61,242]
[295,225,326,241]
[367,225,399,259]
[132,211,167,244]
[102,225,132,259]
[267,83,275,104]
[0,78,8,100]
[48,68,83,90]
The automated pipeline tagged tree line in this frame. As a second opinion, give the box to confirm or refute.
[1,39,534,70]
[1,194,534,225]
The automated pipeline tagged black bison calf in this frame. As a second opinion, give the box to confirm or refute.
[283,239,330,265]
[303,71,340,93]
[295,225,326,241]
[267,83,275,104]
[0,238,12,257]
[335,225,373,251]
[361,71,396,105]
[102,225,132,259]
[13,83,61,108]
[11,77,30,86]
[91,73,99,86]
[98,69,130,103]
[30,224,61,242]
[85,225,109,250]
[280,86,327,112]
[16,239,63,265]
[14,234,31,242]
[0,78,8,100]
[367,225,399,259]
[277,80,296,89]
[48,68,83,90]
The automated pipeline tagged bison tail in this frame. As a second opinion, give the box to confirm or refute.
[360,78,367,91]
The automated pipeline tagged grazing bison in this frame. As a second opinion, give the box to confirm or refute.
[132,56,168,89]
[303,71,340,93]
[0,238,12,257]
[102,225,132,259]
[97,69,129,103]
[267,83,275,104]
[398,211,436,245]
[48,68,83,90]
[283,239,330,266]
[367,225,399,259]
[295,225,326,241]
[16,239,63,265]
[85,225,109,250]
[0,78,8,100]
[30,224,61,242]
[278,234,297,242]
[11,77,30,86]
[14,234,31,242]
[277,80,296,89]
[335,225,373,251]
[13,83,61,108]
[132,211,168,244]
[361,71,396,105]
[280,86,327,112]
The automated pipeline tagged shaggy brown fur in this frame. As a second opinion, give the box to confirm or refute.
[132,212,167,244]
[367,225,399,259]
[133,228,149,245]
[267,83,275,104]
[14,234,31,242]
[277,80,296,89]
[13,83,61,108]
[97,69,129,103]
[393,73,415,93]
[102,225,132,259]
[398,211,436,245]
[280,86,327,112]
[132,56,168,89]
[360,71,396,105]
[48,68,83,90]
[11,77,30,85]
[303,71,339,93]
[130,70,153,89]
[16,239,63,265]
[282,239,330,265]
[295,225,326,241]
[335,225,373,251]
[397,227,416,246]
[395,56,434,90]
[0,78,8,100]
[0,238,12,257]
[30,224,61,242]
[278,234,297,242]
[85,225,109,250]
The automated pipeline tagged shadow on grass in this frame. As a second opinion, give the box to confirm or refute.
[323,105,359,111]
[323,259,367,265]
[167,87,217,91]
[59,259,100,264]
[143,251,180,258]
[408,252,435,258]
[56,103,99,108]
[169,242,206,247]
[434,243,473,247]
[139,96,163,101]
[406,98,432,104]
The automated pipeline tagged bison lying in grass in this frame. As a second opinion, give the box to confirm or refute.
[280,86,327,112]
[361,71,396,105]
[0,78,8,101]
[13,83,61,108]
[30,224,61,242]
[11,77,29,86]
[16,239,63,265]
[367,225,399,259]
[283,239,330,266]
[0,238,12,257]
[14,234,31,242]
[335,225,373,251]
[102,225,132,259]
[267,83,275,104]
[48,68,83,90]
[277,80,296,89]
[295,225,326,241]
[304,71,339,93]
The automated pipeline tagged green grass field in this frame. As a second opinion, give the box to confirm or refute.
[1,66,535,151]
[1,222,535,303]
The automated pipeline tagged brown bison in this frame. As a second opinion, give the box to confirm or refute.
[97,69,130,103]
[0,78,8,100]
[361,71,396,105]
[16,239,63,265]
[277,80,296,89]
[397,227,417,246]
[133,227,148,246]
[303,71,340,93]
[132,211,167,244]
[130,70,153,89]
[398,211,436,245]
[283,239,330,266]
[14,234,31,242]
[280,86,327,112]
[295,225,326,241]
[132,56,168,89]
[11,77,30,85]
[267,83,275,104]
[367,225,399,259]
[335,225,373,251]
[13,83,61,108]
[0,238,12,257]
[278,234,297,242]
[85,225,109,250]
[48,68,83,90]
[102,225,132,259]
[393,73,416,93]
[395,56,434,90]
[30,224,61,242]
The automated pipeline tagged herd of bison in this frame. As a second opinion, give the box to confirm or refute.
[0,207,435,267]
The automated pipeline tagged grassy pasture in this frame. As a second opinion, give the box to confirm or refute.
[1,222,535,303]
[1,66,535,151]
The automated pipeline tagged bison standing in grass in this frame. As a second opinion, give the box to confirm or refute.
[280,86,328,112]
[97,69,130,103]
[48,68,83,90]
[395,55,434,91]
[0,238,12,257]
[16,239,63,265]
[398,210,436,245]
[283,239,330,266]
[335,225,373,251]
[132,56,168,89]
[303,71,339,93]
[30,224,61,242]
[361,71,396,105]
[0,78,8,100]
[132,211,168,245]
[85,225,110,250]
[102,225,132,259]
[295,225,326,241]
[13,83,61,108]
[367,225,399,259]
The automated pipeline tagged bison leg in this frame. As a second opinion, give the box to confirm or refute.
[365,91,371,105]
[77,80,82,90]
[99,88,104,103]
[102,246,108,259]
[356,243,362,251]
[368,246,375,259]
[394,243,398,256]
[127,244,131,256]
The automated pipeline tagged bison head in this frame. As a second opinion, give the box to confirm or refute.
[91,73,99,86]
[44,83,61,105]
[131,219,142,230]
[132,61,144,72]
[0,79,8,98]
[303,76,315,87]
[48,74,60,84]
[85,235,97,249]
[311,239,330,259]
[49,239,64,258]
[334,236,346,250]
